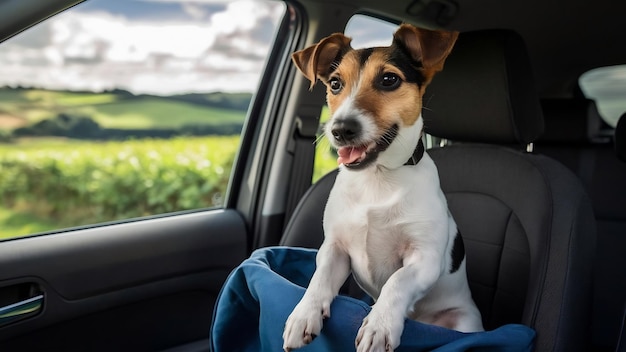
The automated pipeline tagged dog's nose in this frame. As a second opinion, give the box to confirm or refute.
[331,118,361,143]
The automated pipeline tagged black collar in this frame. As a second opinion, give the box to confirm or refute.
[404,139,425,166]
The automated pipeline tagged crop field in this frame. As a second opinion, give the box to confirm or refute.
[0,88,337,240]
[0,136,336,239]
[0,136,239,239]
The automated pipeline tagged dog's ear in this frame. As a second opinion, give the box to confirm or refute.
[393,24,458,82]
[292,33,352,90]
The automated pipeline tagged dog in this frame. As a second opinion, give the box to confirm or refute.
[283,24,483,352]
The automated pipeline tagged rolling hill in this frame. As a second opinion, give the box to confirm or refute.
[0,87,252,131]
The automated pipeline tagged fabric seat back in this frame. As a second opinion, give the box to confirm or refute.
[281,30,597,351]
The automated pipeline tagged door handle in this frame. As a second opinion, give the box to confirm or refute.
[0,294,44,326]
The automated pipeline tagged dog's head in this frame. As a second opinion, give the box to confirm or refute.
[292,24,458,170]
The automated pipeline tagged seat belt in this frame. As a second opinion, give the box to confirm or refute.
[617,304,626,352]
[284,108,320,223]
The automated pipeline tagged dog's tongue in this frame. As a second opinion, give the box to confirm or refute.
[337,146,366,165]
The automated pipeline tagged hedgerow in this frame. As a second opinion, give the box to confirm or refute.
[0,136,239,229]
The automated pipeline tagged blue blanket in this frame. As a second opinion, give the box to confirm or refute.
[210,247,535,351]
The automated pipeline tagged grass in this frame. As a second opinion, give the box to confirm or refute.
[0,207,55,240]
[312,105,337,182]
[22,89,118,106]
[0,136,240,239]
[0,94,337,240]
[91,98,246,128]
[313,141,337,183]
[0,132,338,240]
[0,87,252,239]
[0,136,83,149]
[0,88,247,130]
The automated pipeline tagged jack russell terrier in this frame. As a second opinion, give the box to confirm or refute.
[283,24,484,352]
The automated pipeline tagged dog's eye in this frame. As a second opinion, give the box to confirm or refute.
[329,77,343,94]
[378,73,401,91]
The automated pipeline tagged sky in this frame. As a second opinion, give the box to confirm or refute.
[0,0,394,96]
[0,0,284,95]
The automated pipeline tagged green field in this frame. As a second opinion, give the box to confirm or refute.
[0,88,248,130]
[90,98,245,129]
[0,135,337,240]
[0,136,240,239]
[0,88,337,240]
[0,207,57,238]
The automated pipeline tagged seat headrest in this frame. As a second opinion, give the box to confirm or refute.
[616,113,626,162]
[423,30,544,144]
[538,98,603,144]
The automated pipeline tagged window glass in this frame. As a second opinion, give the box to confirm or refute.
[0,0,285,239]
[580,65,626,127]
[344,14,398,49]
[312,15,399,182]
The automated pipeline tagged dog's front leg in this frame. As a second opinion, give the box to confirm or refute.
[283,241,351,351]
[356,251,442,352]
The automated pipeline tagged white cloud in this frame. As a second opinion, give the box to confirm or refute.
[212,0,274,34]
[141,0,235,3]
[0,0,284,95]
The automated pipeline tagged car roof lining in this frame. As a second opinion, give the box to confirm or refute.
[0,0,624,99]
[0,0,84,43]
[296,0,626,98]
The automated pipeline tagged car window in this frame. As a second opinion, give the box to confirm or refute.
[312,15,398,182]
[579,65,626,127]
[0,0,285,239]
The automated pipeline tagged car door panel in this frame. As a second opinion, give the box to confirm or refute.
[0,0,296,350]
[0,209,247,351]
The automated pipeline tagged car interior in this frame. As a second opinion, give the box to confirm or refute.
[0,0,624,351]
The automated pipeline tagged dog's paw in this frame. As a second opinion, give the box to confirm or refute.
[355,310,403,352]
[282,298,330,351]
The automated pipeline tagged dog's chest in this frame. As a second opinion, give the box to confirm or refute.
[325,172,417,298]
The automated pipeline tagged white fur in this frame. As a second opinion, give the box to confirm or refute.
[283,112,483,351]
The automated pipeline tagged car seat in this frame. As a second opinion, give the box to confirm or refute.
[537,100,626,351]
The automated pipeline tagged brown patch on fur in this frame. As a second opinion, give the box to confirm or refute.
[291,33,352,90]
[357,49,423,128]
[393,24,458,86]
[327,48,423,129]
[291,24,458,131]
[325,50,361,117]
